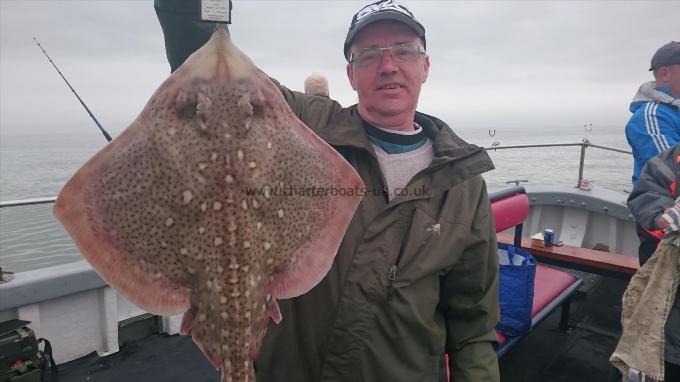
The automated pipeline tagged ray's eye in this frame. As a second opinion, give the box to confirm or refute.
[196,93,212,122]
[250,90,265,117]
[175,88,198,119]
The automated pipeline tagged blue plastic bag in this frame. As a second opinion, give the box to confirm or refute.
[496,242,536,336]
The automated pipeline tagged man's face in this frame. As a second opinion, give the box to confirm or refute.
[657,64,680,97]
[666,64,680,97]
[346,20,430,129]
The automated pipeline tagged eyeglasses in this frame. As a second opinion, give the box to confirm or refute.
[349,43,424,67]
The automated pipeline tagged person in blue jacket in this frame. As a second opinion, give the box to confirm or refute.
[625,41,680,266]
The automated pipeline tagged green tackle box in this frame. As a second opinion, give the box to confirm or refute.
[0,320,41,382]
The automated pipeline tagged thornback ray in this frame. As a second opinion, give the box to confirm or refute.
[53,27,364,382]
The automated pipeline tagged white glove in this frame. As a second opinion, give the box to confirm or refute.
[658,201,680,233]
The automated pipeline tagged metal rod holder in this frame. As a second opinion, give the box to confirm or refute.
[578,142,588,187]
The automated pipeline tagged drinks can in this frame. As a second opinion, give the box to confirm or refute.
[544,229,555,247]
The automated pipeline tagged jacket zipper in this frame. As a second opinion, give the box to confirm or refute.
[386,264,398,301]
[388,265,398,281]
[387,211,415,299]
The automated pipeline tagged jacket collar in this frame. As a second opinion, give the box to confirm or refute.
[316,105,486,162]
[315,106,494,202]
[630,81,680,112]
[315,105,371,151]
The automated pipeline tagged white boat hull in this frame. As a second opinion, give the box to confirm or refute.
[519,184,639,257]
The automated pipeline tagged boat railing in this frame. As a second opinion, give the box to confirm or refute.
[0,197,58,282]
[484,139,632,189]
[0,196,57,208]
[0,140,632,211]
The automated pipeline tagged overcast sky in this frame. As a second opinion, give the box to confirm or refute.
[0,0,678,138]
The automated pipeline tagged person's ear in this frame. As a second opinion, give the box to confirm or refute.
[421,54,430,84]
[347,64,358,90]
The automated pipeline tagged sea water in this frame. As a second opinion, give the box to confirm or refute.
[0,125,634,272]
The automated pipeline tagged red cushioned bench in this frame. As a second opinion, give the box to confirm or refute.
[488,186,584,357]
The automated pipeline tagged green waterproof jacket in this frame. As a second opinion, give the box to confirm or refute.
[253,84,500,382]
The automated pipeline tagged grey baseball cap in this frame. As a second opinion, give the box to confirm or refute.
[649,41,680,71]
[343,0,426,61]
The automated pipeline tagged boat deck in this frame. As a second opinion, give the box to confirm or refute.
[58,268,625,382]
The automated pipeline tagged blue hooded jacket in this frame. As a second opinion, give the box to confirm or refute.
[625,82,680,185]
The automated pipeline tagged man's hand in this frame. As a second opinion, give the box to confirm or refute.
[657,198,680,233]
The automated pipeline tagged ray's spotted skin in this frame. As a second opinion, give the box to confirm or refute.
[53,28,364,382]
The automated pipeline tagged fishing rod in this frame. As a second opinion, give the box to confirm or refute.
[33,37,112,142]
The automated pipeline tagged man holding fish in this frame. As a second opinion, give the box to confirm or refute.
[149,0,500,381]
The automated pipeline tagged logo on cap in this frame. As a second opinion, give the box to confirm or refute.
[354,0,414,24]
